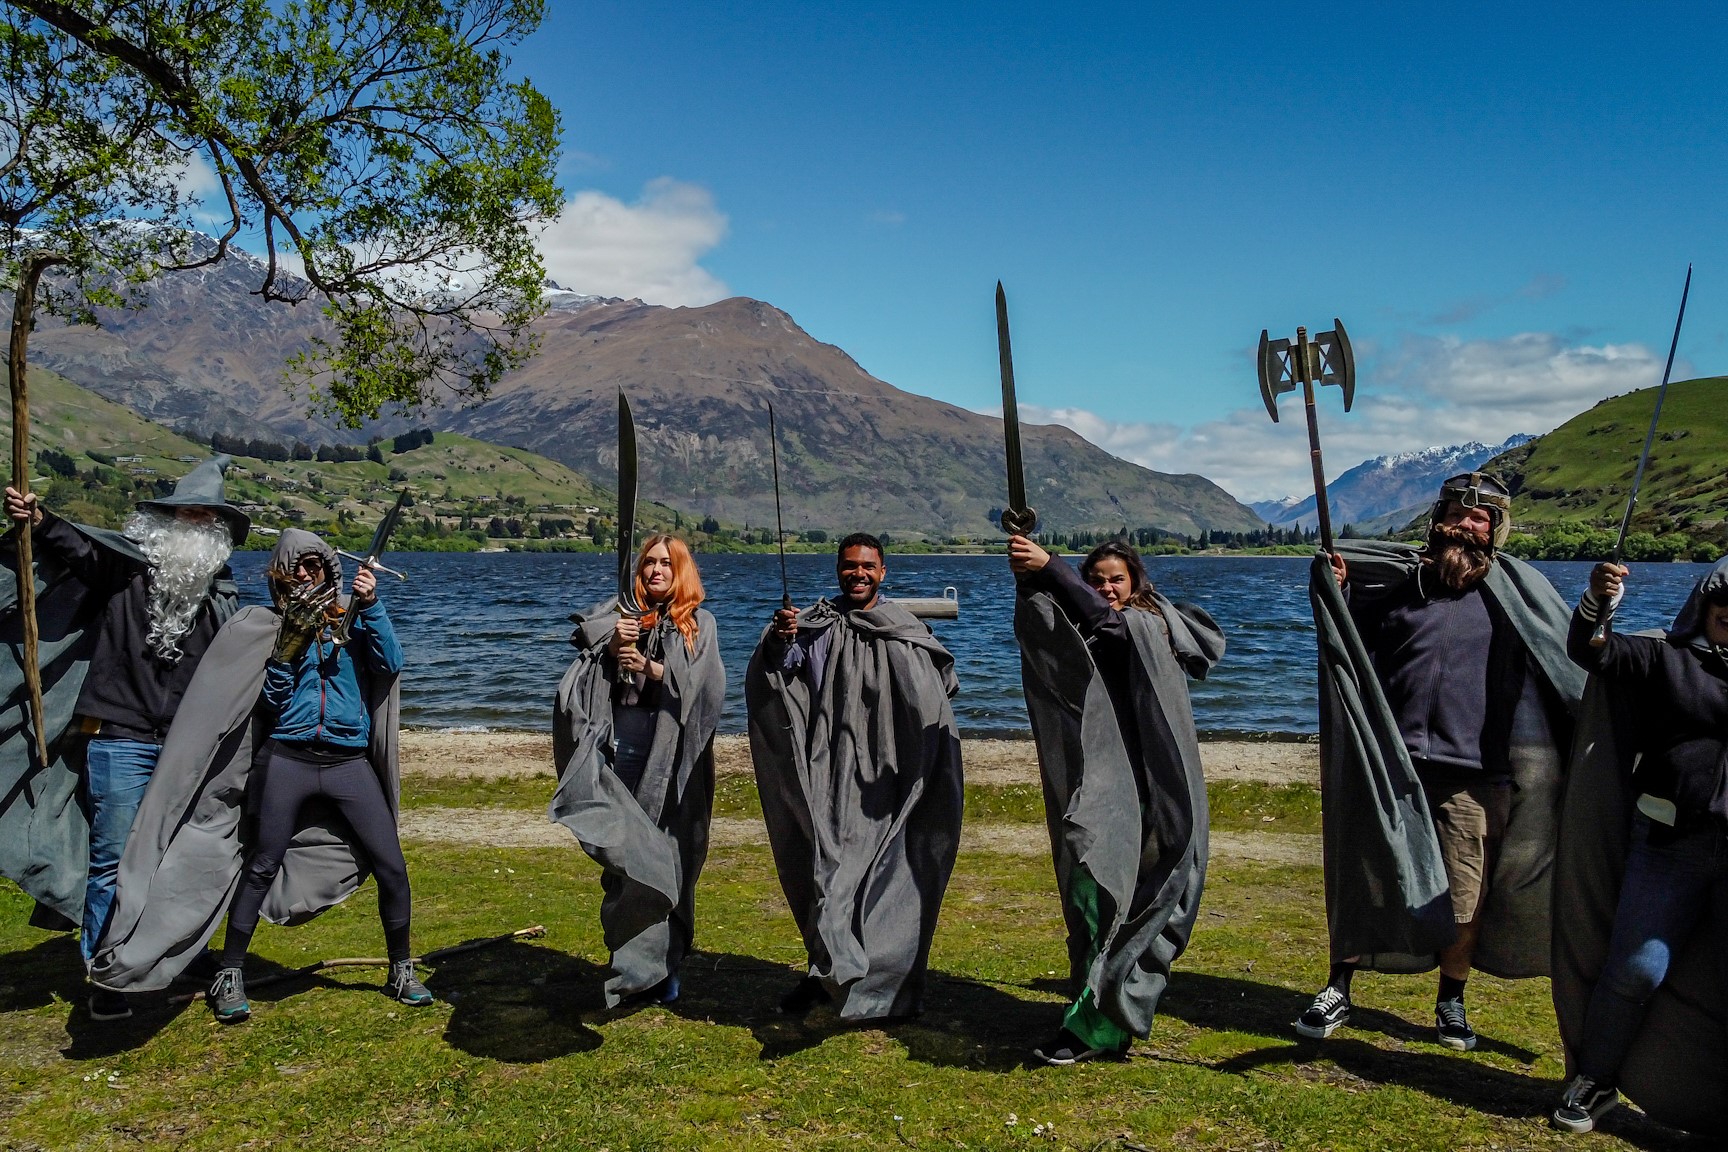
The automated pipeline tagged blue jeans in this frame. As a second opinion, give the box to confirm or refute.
[1578,814,1728,1083]
[81,738,161,965]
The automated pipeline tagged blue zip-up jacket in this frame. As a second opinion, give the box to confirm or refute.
[263,599,404,747]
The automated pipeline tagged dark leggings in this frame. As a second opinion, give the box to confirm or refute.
[224,747,412,964]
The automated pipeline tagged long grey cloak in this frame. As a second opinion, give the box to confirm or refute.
[551,602,725,1006]
[1551,638,1725,1133]
[89,599,401,991]
[0,524,238,924]
[745,598,963,1020]
[1312,542,1583,974]
[1016,585,1224,1039]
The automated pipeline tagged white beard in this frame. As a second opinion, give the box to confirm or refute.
[123,510,234,663]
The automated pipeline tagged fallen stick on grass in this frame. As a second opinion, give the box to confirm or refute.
[169,924,548,1004]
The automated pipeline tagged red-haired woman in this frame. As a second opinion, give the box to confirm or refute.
[551,535,726,1007]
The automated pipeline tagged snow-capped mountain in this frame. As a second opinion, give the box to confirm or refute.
[1253,434,1535,531]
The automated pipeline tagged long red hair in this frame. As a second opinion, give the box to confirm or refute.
[634,534,704,653]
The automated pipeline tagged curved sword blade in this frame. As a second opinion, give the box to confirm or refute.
[616,390,642,614]
[996,282,1037,535]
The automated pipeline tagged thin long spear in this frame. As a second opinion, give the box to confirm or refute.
[8,252,65,765]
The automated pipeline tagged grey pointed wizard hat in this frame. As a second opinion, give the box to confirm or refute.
[135,455,251,546]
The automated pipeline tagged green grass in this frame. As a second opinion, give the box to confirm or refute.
[1497,375,1728,534]
[408,775,1324,838]
[2,841,1703,1150]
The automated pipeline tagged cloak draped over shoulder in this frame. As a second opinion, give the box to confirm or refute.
[745,598,963,1021]
[0,524,238,924]
[551,600,725,1005]
[1551,589,1727,1134]
[1312,541,1582,974]
[89,595,401,992]
[1016,572,1222,1039]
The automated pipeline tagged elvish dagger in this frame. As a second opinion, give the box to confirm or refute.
[332,488,410,646]
[995,282,1038,537]
[614,390,644,683]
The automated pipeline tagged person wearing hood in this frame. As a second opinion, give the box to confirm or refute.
[551,534,725,1008]
[2,458,247,1021]
[205,528,424,1023]
[1009,536,1223,1064]
[1546,557,1728,1134]
[745,532,964,1022]
[1297,472,1580,1051]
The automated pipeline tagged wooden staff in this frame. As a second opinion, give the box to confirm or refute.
[171,924,549,1004]
[8,251,65,765]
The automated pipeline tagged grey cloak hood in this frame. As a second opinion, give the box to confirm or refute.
[0,522,239,924]
[1016,583,1223,1039]
[551,599,725,1006]
[1311,541,1583,974]
[745,598,963,1021]
[89,529,401,991]
[1551,563,1727,1135]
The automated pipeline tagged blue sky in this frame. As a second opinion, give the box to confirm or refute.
[511,2,1727,500]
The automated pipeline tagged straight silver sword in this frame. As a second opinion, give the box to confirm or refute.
[1592,264,1693,647]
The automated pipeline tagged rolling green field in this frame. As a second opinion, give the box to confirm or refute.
[0,778,1705,1151]
[1496,376,1728,534]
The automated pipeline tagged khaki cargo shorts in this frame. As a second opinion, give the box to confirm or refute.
[1423,777,1512,924]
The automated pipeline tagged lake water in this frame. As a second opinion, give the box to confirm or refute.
[226,551,1715,739]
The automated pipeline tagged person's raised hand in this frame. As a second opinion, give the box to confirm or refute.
[773,605,799,640]
[1329,551,1348,587]
[1008,534,1050,575]
[351,565,378,606]
[4,487,40,526]
[1590,562,1628,602]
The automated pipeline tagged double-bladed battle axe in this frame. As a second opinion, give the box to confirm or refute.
[1258,321,1355,553]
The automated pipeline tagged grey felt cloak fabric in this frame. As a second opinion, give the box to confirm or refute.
[745,598,963,1020]
[0,524,238,924]
[1551,618,1726,1134]
[90,530,400,991]
[1312,541,1583,975]
[551,601,725,1006]
[1016,585,1223,1039]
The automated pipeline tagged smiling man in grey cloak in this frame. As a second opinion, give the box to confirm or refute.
[745,532,963,1022]
[1297,472,1582,1051]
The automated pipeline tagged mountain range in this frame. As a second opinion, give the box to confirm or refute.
[26,234,1262,539]
[1249,434,1535,533]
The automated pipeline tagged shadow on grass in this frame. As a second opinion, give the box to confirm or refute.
[658,950,1056,1070]
[1156,972,1704,1151]
[425,938,604,1063]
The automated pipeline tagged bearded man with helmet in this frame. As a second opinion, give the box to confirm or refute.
[1296,472,1583,1051]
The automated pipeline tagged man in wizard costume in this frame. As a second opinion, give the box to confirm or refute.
[745,532,963,1022]
[2,457,247,1020]
[1295,472,1582,1050]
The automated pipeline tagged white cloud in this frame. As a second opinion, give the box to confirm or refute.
[537,178,729,306]
[1021,332,1674,503]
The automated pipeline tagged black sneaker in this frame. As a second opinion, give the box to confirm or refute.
[1032,1028,1124,1066]
[1551,1074,1618,1134]
[1294,985,1351,1039]
[1435,997,1477,1050]
[777,975,831,1015]
[209,968,250,1024]
[387,960,433,1006]
[87,987,132,1022]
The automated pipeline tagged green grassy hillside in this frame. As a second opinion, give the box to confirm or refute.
[1493,375,1728,540]
[0,365,692,550]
